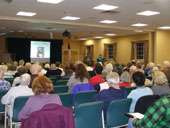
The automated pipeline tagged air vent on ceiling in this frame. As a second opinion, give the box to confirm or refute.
[101,11,119,15]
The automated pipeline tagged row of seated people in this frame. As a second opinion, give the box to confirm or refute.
[1,69,170,127]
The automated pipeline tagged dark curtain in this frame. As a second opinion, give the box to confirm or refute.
[7,38,63,63]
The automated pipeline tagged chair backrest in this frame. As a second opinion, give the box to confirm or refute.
[13,96,30,122]
[49,75,61,85]
[74,90,97,108]
[61,77,70,80]
[58,93,73,109]
[126,87,137,95]
[54,80,68,86]
[74,101,104,128]
[52,86,69,94]
[5,78,14,85]
[134,95,160,114]
[72,83,94,94]
[0,90,8,112]
[105,98,132,128]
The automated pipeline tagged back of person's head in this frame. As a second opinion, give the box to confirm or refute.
[132,71,145,87]
[56,61,61,67]
[130,65,137,74]
[19,59,25,66]
[164,60,170,68]
[20,73,31,86]
[44,63,50,69]
[94,65,103,74]
[120,71,130,83]
[13,61,18,67]
[50,63,56,70]
[0,65,5,77]
[30,64,40,74]
[106,72,120,85]
[136,61,142,69]
[25,62,31,69]
[105,63,113,72]
[148,62,155,69]
[153,71,168,85]
[9,64,17,71]
[32,76,53,95]
[75,63,88,82]
[131,60,136,65]
[17,66,27,76]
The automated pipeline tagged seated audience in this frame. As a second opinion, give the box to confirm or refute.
[1,73,33,117]
[0,65,11,90]
[102,63,113,79]
[132,95,170,127]
[1,65,13,78]
[56,61,65,77]
[164,63,170,83]
[162,60,169,72]
[93,72,127,119]
[64,64,73,77]
[67,63,88,92]
[151,71,170,95]
[14,66,27,78]
[89,65,104,86]
[7,64,17,76]
[127,71,153,128]
[46,63,62,77]
[18,76,62,120]
[29,64,41,88]
[120,71,131,87]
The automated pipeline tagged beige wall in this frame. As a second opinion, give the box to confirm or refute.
[154,30,170,66]
[82,33,149,64]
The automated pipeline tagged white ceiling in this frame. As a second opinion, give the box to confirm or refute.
[0,0,170,39]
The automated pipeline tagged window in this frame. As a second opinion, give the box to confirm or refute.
[108,45,113,59]
[136,42,144,60]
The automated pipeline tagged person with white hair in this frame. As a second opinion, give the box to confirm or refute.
[102,63,113,79]
[93,72,127,119]
[0,65,11,90]
[162,60,170,72]
[1,73,34,117]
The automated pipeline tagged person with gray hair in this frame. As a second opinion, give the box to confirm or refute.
[1,73,34,117]
[29,64,41,88]
[0,65,11,90]
[120,71,131,87]
[93,72,127,119]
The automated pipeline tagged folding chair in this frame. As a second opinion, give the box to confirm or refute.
[58,93,73,109]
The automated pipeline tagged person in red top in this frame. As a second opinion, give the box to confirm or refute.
[89,65,104,86]
[119,71,131,87]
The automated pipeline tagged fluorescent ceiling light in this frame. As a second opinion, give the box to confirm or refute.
[62,16,80,20]
[137,10,160,16]
[99,20,117,24]
[134,30,143,32]
[0,33,7,36]
[131,23,148,27]
[93,4,118,11]
[105,33,116,36]
[16,11,36,17]
[158,26,170,29]
[94,36,103,39]
[18,30,24,32]
[9,31,14,33]
[37,0,63,4]
[79,38,88,40]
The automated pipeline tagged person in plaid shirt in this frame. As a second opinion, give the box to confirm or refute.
[0,65,11,90]
[132,96,170,128]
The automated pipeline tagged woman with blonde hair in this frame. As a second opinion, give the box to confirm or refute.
[18,76,62,120]
[151,71,170,95]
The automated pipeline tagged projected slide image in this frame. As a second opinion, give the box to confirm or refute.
[37,47,44,58]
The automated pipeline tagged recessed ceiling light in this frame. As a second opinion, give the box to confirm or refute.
[131,23,148,27]
[18,30,24,32]
[94,36,103,39]
[158,26,170,29]
[62,16,80,20]
[136,10,160,16]
[16,11,36,17]
[105,33,116,36]
[99,20,117,24]
[93,4,118,11]
[37,0,63,4]
[0,33,7,36]
[9,31,14,33]
[134,30,143,32]
[79,38,88,40]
